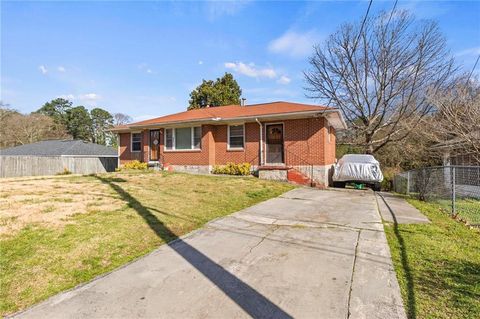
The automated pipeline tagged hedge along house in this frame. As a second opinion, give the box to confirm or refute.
[112,101,347,187]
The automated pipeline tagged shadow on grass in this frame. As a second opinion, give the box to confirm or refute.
[378,193,416,319]
[419,258,480,302]
[95,175,292,319]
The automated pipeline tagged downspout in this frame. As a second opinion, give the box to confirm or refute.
[117,133,120,169]
[255,118,263,166]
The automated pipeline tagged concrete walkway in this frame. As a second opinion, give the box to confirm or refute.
[376,192,430,224]
[13,188,406,319]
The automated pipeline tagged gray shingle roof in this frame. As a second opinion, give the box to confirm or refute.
[0,140,118,157]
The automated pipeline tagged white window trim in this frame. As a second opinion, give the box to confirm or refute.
[164,126,202,152]
[192,126,201,150]
[227,123,245,151]
[131,131,142,153]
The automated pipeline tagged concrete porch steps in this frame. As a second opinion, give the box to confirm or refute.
[256,166,322,188]
[287,168,315,187]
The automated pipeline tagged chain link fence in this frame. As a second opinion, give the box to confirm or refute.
[393,166,480,226]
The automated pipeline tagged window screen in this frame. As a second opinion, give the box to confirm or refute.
[165,129,173,150]
[193,127,201,149]
[229,125,244,149]
[131,133,142,152]
[175,127,192,150]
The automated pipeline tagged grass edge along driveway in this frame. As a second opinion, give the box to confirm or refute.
[384,198,480,319]
[0,171,294,316]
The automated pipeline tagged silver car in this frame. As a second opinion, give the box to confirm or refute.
[332,154,383,191]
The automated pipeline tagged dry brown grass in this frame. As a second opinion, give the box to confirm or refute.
[0,175,124,235]
[0,171,294,316]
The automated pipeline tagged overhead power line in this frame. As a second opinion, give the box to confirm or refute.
[326,0,373,106]
[466,54,480,83]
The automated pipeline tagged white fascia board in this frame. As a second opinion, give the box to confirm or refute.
[116,109,348,131]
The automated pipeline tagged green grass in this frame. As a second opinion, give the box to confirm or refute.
[0,171,294,316]
[433,198,480,225]
[384,198,480,319]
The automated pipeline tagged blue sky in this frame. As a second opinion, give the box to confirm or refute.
[2,1,479,121]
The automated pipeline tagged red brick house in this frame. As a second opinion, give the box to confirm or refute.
[112,101,347,186]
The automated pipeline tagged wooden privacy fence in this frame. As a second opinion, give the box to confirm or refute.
[0,156,118,178]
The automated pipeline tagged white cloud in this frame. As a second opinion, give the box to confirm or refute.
[57,94,75,100]
[198,60,203,65]
[56,93,100,103]
[224,62,277,79]
[268,30,319,58]
[38,65,48,75]
[57,66,66,72]
[204,1,251,20]
[455,47,480,57]
[277,75,291,85]
[79,93,100,101]
[138,63,155,74]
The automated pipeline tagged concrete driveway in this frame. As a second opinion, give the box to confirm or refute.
[14,188,406,319]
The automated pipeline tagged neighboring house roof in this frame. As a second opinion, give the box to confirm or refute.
[112,101,347,132]
[0,140,118,157]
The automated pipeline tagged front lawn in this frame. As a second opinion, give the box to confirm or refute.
[0,171,294,316]
[384,198,480,319]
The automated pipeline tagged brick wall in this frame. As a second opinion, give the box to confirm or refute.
[281,118,325,165]
[214,122,260,166]
[118,117,337,167]
[119,132,143,164]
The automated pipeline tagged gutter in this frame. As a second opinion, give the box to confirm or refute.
[255,118,263,166]
[111,109,347,132]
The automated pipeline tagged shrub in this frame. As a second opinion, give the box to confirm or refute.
[120,160,148,171]
[381,166,401,191]
[56,168,72,175]
[212,162,251,176]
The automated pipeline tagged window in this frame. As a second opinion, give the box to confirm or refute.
[165,128,173,150]
[164,127,201,150]
[131,133,142,152]
[175,127,191,150]
[193,127,201,149]
[228,125,244,149]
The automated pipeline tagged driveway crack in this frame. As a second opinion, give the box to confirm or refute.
[347,229,361,319]
[248,223,279,254]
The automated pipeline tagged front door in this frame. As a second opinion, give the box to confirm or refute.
[266,124,284,164]
[150,130,160,161]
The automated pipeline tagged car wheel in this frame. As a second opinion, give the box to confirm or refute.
[333,182,346,188]
[372,182,381,192]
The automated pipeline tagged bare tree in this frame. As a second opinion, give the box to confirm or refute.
[1,112,70,149]
[0,104,16,123]
[305,10,455,153]
[113,113,133,126]
[428,78,480,162]
[374,115,442,169]
[0,106,19,149]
